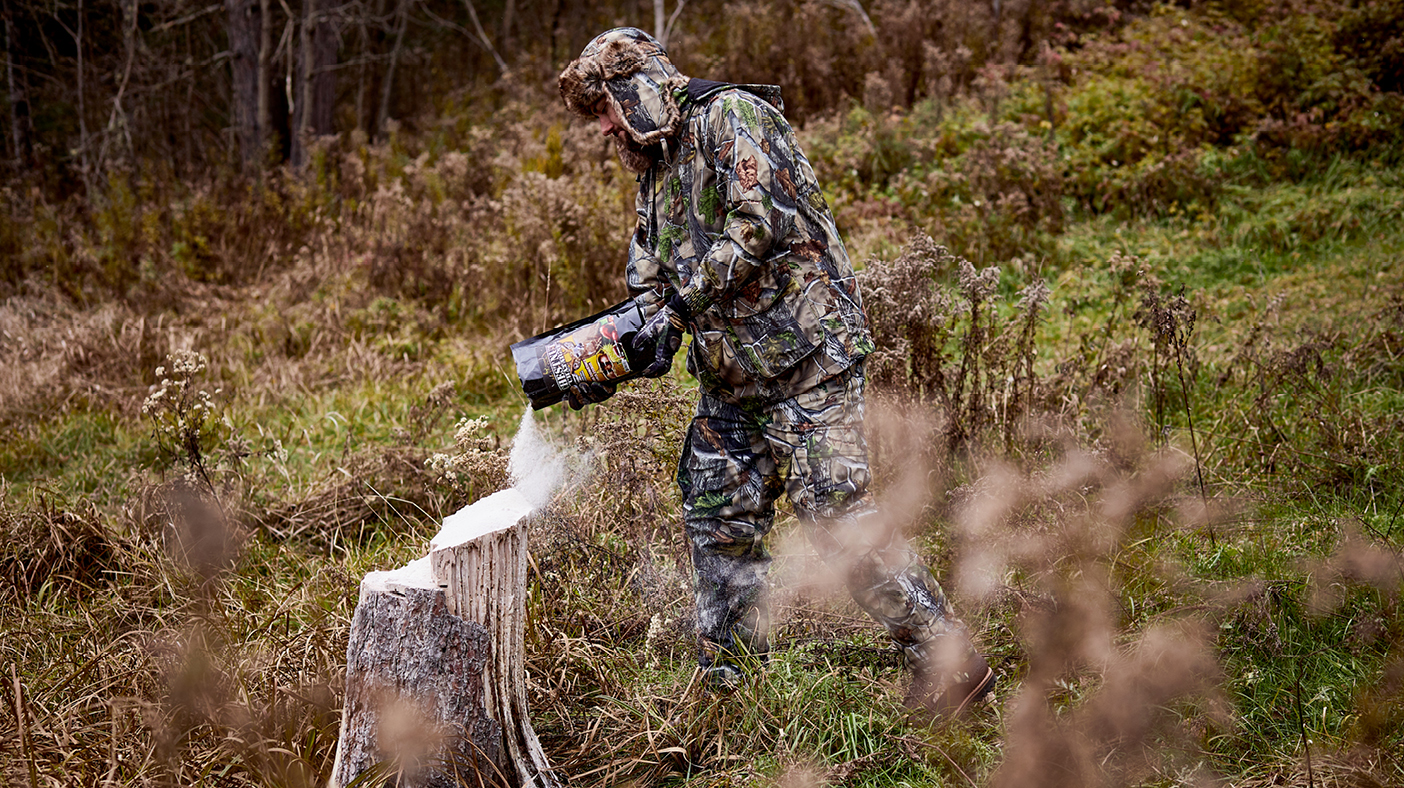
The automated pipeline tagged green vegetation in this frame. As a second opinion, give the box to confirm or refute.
[3,1,1403,786]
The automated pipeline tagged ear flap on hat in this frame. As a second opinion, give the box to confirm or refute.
[598,39,646,80]
[558,58,606,118]
[558,29,687,146]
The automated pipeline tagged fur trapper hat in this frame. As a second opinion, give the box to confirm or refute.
[558,28,689,147]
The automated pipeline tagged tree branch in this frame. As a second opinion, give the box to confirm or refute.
[460,0,506,74]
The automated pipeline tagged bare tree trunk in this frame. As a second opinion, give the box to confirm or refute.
[498,0,514,53]
[663,0,685,49]
[257,0,272,162]
[463,0,507,75]
[376,0,409,140]
[290,0,337,167]
[549,0,562,67]
[311,4,336,135]
[183,23,195,173]
[653,0,664,45]
[100,0,138,167]
[284,11,296,157]
[353,7,368,136]
[292,0,314,166]
[227,0,261,170]
[2,0,31,166]
[1,20,8,163]
[75,0,94,194]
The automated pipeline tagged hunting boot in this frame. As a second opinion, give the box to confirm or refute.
[902,626,996,721]
[697,598,769,693]
[829,531,996,719]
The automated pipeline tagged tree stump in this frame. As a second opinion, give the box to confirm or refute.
[327,560,506,787]
[329,489,560,788]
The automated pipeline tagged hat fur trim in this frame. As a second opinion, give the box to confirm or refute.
[558,38,688,148]
[559,38,646,118]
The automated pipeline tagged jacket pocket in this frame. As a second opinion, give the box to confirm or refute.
[722,295,820,381]
[721,259,788,320]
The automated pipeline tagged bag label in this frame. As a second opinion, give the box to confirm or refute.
[542,314,633,390]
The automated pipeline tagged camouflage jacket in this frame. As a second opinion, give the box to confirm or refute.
[558,27,872,404]
[627,82,875,405]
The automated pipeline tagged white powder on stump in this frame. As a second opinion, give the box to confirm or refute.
[361,555,436,595]
[430,488,533,550]
[366,407,576,584]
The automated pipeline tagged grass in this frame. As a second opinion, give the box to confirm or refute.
[3,100,1404,788]
[4,218,1403,788]
[1056,156,1404,298]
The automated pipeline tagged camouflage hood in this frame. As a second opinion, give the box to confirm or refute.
[558,27,689,148]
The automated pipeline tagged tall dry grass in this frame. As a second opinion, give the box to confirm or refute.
[1,5,1402,780]
[3,241,1403,784]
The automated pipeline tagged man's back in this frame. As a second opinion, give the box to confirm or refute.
[630,85,875,403]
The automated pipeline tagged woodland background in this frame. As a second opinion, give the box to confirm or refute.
[2,0,1404,786]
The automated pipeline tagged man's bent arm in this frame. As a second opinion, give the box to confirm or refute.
[675,94,797,317]
[627,185,670,308]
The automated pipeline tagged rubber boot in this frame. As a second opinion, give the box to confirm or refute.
[697,599,769,693]
[902,629,996,721]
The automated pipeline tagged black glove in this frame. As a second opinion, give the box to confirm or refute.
[565,381,616,410]
[633,295,689,378]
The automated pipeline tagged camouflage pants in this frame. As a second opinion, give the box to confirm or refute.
[678,362,961,677]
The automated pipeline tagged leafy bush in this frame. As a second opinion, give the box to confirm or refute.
[1050,4,1404,216]
[804,103,1064,264]
[1334,0,1404,94]
[896,117,1065,263]
[797,0,1404,245]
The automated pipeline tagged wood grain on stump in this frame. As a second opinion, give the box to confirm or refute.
[329,490,559,788]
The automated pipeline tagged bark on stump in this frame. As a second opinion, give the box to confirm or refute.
[329,489,559,788]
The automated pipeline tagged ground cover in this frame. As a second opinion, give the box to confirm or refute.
[3,185,1400,785]
[2,2,1403,783]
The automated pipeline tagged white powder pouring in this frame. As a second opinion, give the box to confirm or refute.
[366,408,579,590]
[431,407,575,549]
[506,407,570,508]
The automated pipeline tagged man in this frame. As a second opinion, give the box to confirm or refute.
[557,27,994,718]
